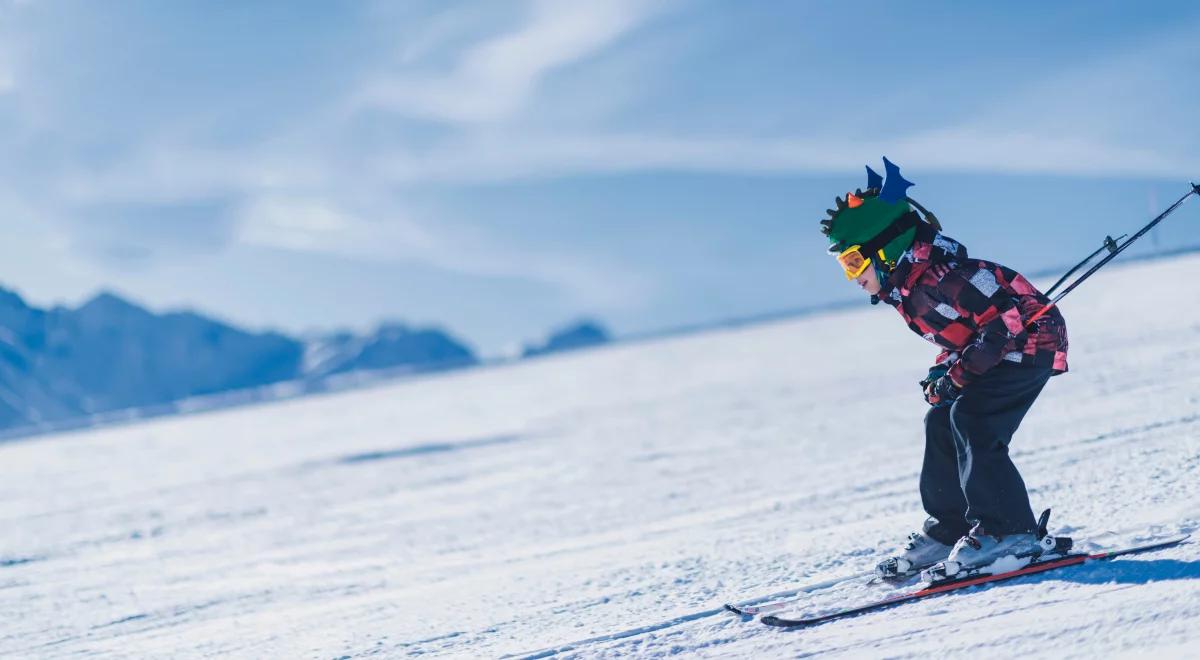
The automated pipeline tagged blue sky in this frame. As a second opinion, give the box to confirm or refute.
[0,0,1198,355]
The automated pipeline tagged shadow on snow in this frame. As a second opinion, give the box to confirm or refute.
[334,433,523,465]
[1043,558,1200,586]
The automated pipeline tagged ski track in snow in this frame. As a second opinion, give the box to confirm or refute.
[2,254,1200,658]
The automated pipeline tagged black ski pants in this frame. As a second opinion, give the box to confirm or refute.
[921,363,1051,545]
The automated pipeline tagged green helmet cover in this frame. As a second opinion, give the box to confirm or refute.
[825,195,915,266]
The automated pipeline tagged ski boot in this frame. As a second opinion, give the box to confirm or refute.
[922,509,1073,582]
[876,527,954,580]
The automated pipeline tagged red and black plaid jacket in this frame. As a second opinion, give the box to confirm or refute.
[878,224,1068,387]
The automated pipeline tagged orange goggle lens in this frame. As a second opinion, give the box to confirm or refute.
[836,245,871,280]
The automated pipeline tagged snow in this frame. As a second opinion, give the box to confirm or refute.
[2,253,1200,658]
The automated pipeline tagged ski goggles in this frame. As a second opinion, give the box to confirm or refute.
[833,245,881,280]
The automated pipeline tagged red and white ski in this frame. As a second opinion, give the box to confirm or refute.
[759,534,1189,628]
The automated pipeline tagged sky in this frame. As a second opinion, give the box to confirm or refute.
[0,0,1198,355]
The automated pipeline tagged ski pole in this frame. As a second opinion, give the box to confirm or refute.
[1024,183,1200,327]
[1044,233,1126,297]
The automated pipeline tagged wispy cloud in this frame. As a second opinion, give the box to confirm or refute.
[930,21,1200,178]
[888,130,1196,178]
[55,142,331,205]
[41,5,1200,209]
[361,130,1197,184]
[349,13,1199,182]
[236,194,649,309]
[236,196,434,260]
[352,0,672,124]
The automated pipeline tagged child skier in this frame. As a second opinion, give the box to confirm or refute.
[820,158,1069,579]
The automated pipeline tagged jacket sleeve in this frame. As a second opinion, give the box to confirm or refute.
[944,268,1027,387]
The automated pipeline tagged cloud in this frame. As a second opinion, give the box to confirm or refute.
[236,196,434,260]
[47,132,653,309]
[363,129,1198,185]
[64,198,239,267]
[50,123,1198,211]
[40,6,1200,214]
[935,22,1200,178]
[352,0,671,124]
[348,13,1199,182]
[236,195,649,309]
[55,143,331,206]
[887,130,1196,178]
[976,24,1198,136]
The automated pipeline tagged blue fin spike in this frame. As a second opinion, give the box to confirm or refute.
[866,165,883,190]
[879,156,914,203]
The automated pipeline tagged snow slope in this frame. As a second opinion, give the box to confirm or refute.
[2,253,1199,658]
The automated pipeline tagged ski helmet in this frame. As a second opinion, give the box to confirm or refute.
[820,157,923,268]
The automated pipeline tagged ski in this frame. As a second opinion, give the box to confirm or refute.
[760,534,1189,628]
[722,569,876,616]
[729,509,1061,617]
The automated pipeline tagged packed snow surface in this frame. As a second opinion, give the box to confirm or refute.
[3,254,1200,658]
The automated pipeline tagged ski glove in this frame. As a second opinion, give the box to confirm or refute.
[924,375,961,406]
[919,364,949,400]
[919,364,949,389]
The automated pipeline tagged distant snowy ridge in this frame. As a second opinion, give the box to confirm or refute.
[303,323,477,377]
[0,287,477,434]
[522,319,611,358]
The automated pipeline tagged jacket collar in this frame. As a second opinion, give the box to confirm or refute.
[878,224,968,307]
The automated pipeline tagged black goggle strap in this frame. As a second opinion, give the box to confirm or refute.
[853,210,920,267]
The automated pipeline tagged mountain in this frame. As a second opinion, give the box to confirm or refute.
[304,323,477,377]
[522,319,611,358]
[53,293,304,412]
[0,288,476,432]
